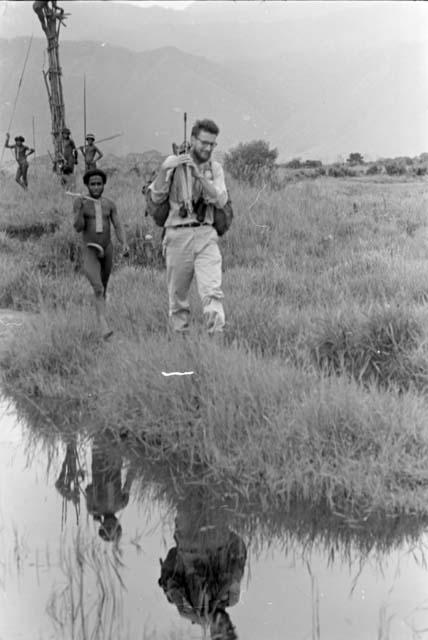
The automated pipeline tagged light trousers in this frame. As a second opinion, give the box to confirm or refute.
[163,226,225,333]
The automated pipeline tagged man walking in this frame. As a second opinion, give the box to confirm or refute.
[4,133,34,189]
[73,168,129,339]
[60,127,78,187]
[79,133,103,171]
[149,118,228,335]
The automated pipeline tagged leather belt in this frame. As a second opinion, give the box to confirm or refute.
[173,222,211,228]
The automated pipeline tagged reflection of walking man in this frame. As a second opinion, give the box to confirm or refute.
[4,133,34,189]
[159,492,247,639]
[55,441,83,505]
[85,432,136,542]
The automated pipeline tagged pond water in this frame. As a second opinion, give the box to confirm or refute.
[1,399,428,640]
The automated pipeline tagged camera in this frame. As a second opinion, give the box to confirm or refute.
[178,197,206,221]
[172,141,191,156]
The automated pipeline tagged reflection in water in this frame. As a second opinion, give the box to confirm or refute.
[159,489,247,640]
[55,439,84,526]
[85,431,136,543]
[49,431,136,639]
[3,392,428,639]
[8,390,428,558]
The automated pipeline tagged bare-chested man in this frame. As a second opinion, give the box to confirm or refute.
[4,133,34,189]
[60,127,78,187]
[33,1,64,32]
[79,134,103,171]
[73,168,129,339]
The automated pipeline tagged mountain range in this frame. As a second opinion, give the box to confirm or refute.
[1,2,427,161]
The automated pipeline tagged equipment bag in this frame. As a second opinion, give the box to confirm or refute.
[145,163,234,234]
[145,189,170,227]
[213,197,233,236]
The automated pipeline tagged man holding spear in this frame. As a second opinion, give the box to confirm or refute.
[4,133,34,189]
[79,133,103,171]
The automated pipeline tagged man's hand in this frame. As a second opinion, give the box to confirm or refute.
[122,244,130,258]
[184,158,203,180]
[163,154,190,171]
[170,154,203,180]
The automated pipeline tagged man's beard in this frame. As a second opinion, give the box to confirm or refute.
[193,148,210,164]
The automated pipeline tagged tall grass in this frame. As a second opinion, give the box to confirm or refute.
[2,168,428,518]
[10,392,428,561]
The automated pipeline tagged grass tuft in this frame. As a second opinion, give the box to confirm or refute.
[2,169,428,519]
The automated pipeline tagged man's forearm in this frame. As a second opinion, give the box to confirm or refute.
[73,214,84,232]
[199,175,218,200]
[114,220,126,245]
[150,169,172,202]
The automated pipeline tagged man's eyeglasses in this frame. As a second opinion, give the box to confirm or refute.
[196,138,217,148]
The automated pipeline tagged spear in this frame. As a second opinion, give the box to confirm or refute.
[83,74,87,156]
[32,115,36,158]
[96,132,123,145]
[0,34,33,165]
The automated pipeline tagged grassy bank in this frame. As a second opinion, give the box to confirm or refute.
[2,165,428,518]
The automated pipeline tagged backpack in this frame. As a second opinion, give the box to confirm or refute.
[145,188,170,227]
[213,197,233,236]
[144,164,234,235]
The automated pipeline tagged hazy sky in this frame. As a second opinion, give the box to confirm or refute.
[1,0,427,159]
[124,0,193,8]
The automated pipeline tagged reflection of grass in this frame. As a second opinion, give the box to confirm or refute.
[7,391,428,566]
[3,171,428,520]
[4,394,428,640]
[45,525,198,639]
[47,529,127,640]
[0,524,30,589]
[306,561,320,640]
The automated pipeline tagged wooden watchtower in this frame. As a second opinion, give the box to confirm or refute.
[33,1,68,171]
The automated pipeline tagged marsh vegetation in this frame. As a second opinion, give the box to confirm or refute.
[2,396,428,640]
[2,164,428,521]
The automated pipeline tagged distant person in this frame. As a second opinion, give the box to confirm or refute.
[33,0,48,31]
[85,431,136,542]
[79,133,103,171]
[60,127,78,187]
[4,133,34,189]
[50,0,65,21]
[73,168,129,339]
[148,118,228,335]
[33,1,65,32]
[159,490,247,639]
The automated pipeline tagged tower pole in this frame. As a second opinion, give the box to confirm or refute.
[35,2,68,172]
